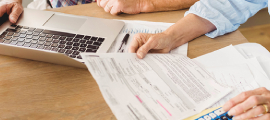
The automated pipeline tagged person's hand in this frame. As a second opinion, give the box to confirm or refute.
[223,87,270,120]
[0,0,23,24]
[96,0,152,15]
[129,32,186,59]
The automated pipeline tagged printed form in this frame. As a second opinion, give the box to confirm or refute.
[81,53,231,120]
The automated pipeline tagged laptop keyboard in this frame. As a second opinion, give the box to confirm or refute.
[0,24,105,59]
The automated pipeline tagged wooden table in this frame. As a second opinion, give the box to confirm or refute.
[0,3,248,119]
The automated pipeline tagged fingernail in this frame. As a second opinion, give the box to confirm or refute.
[138,52,143,58]
[228,109,235,116]
[232,116,240,120]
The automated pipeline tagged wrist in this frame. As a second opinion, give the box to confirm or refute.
[139,0,155,13]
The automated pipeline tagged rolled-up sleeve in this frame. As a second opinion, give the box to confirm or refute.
[185,0,268,38]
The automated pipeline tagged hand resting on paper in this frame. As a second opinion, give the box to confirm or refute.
[129,14,216,59]
[223,87,270,120]
[0,0,23,24]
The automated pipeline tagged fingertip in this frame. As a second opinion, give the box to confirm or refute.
[137,52,144,59]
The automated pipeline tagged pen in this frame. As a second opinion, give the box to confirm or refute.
[118,32,130,53]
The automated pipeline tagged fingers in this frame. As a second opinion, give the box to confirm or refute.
[99,0,109,8]
[9,3,23,23]
[252,113,270,120]
[97,0,101,6]
[232,104,270,120]
[223,87,269,112]
[136,37,157,59]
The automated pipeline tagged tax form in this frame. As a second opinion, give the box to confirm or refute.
[107,20,188,55]
[81,53,231,120]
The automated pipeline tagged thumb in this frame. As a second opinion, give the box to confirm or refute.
[136,38,156,59]
[9,4,23,23]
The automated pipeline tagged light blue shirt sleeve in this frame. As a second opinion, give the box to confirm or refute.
[185,0,268,38]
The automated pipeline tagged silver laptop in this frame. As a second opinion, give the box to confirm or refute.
[0,8,124,68]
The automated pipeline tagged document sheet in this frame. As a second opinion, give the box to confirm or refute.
[107,20,188,55]
[81,53,231,120]
[193,45,270,108]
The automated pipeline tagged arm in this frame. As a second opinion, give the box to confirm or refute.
[0,0,23,23]
[129,0,268,58]
[97,0,198,15]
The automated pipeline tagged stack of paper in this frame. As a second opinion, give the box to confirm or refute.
[193,43,270,108]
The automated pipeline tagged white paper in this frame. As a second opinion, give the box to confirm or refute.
[81,53,231,120]
[107,20,188,55]
[194,45,270,107]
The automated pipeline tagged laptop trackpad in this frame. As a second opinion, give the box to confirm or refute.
[43,14,86,31]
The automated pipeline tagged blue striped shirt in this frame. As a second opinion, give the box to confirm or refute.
[185,0,268,38]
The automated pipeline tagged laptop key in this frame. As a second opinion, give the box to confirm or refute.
[83,36,91,40]
[19,34,26,38]
[38,41,45,45]
[79,40,86,43]
[34,29,43,32]
[20,30,27,34]
[53,39,60,43]
[65,50,73,54]
[97,38,105,42]
[31,40,38,44]
[26,31,33,35]
[73,43,80,46]
[86,49,97,52]
[39,33,46,37]
[46,34,53,38]
[86,41,93,44]
[23,26,29,29]
[4,40,11,44]
[4,36,12,40]
[69,54,76,58]
[0,35,5,38]
[72,46,79,50]
[0,39,4,43]
[58,49,66,53]
[13,33,20,37]
[10,41,18,45]
[23,43,31,47]
[59,40,66,44]
[93,42,102,46]
[30,44,38,48]
[51,43,58,47]
[87,45,98,49]
[80,44,87,47]
[1,32,7,36]
[72,51,80,55]
[77,55,82,59]
[26,35,33,39]
[66,42,73,45]
[51,47,58,52]
[18,38,25,42]
[28,28,35,31]
[33,32,39,36]
[65,46,72,49]
[39,37,46,41]
[75,34,84,39]
[59,36,66,40]
[37,45,44,49]
[11,24,17,27]
[44,42,51,46]
[44,46,52,50]
[11,37,18,41]
[17,42,24,46]
[7,32,14,36]
[66,37,73,41]
[46,38,53,42]
[52,35,60,39]
[32,36,39,40]
[90,37,98,41]
[79,48,86,52]
[25,39,32,43]
[73,38,80,42]
[58,44,65,48]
